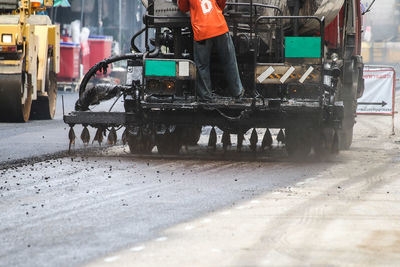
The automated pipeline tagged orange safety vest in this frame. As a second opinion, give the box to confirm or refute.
[178,0,229,41]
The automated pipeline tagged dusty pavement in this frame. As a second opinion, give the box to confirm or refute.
[1,96,400,267]
[88,117,400,267]
[0,92,80,163]
[0,91,124,163]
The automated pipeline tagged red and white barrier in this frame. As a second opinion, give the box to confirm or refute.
[357,66,395,115]
[357,65,396,135]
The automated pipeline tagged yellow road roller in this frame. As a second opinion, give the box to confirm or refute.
[0,0,59,122]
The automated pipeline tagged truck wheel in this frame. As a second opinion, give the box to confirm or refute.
[339,126,353,150]
[156,127,183,155]
[338,58,360,150]
[182,126,202,146]
[285,127,312,158]
[339,98,356,150]
[0,72,32,122]
[30,57,57,120]
[30,72,57,120]
[313,128,337,156]
[127,130,154,154]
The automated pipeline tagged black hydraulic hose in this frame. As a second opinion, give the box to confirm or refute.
[225,2,282,15]
[78,53,143,98]
[76,84,129,111]
[214,108,252,122]
[108,92,122,112]
[149,46,160,57]
[75,49,166,111]
[131,27,146,53]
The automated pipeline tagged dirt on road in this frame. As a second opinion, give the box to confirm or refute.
[87,113,400,267]
[1,102,400,267]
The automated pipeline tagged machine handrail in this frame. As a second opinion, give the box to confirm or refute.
[255,15,325,63]
[145,14,190,20]
[225,2,282,16]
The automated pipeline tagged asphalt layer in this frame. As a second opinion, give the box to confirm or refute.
[0,149,336,267]
[0,91,124,165]
[0,92,77,164]
[1,91,400,267]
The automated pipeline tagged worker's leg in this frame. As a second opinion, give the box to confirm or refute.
[214,33,243,97]
[193,39,213,100]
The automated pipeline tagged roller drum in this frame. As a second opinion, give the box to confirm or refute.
[0,73,32,122]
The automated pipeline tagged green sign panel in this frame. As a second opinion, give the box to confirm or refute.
[145,60,176,77]
[285,37,321,58]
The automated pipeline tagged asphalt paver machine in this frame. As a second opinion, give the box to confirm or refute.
[64,0,364,157]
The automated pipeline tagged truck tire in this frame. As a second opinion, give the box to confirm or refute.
[183,126,202,146]
[285,127,312,158]
[313,127,337,156]
[339,99,356,150]
[30,57,57,120]
[156,127,183,154]
[127,129,155,154]
[339,65,359,150]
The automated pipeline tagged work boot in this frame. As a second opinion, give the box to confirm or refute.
[235,89,245,99]
[198,93,219,103]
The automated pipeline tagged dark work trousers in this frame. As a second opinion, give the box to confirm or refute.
[193,32,243,101]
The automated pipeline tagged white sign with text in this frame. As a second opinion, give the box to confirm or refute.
[357,67,395,115]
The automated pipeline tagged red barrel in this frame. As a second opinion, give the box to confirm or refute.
[88,36,113,69]
[61,35,73,43]
[59,42,80,80]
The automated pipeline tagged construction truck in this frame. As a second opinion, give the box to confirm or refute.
[0,0,60,122]
[64,0,364,157]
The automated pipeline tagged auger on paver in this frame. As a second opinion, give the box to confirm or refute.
[93,128,105,146]
[68,126,76,153]
[64,0,365,158]
[80,126,90,146]
[66,123,342,157]
[221,131,232,152]
[277,129,285,145]
[237,132,244,152]
[208,127,217,152]
[249,129,258,152]
[261,129,273,151]
[67,124,124,151]
[121,128,128,146]
[107,127,118,145]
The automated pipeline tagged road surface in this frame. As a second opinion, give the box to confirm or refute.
[0,91,123,164]
[0,92,399,267]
